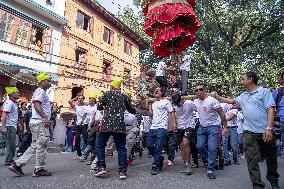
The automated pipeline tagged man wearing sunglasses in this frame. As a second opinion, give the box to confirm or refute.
[68,95,88,162]
[193,83,228,179]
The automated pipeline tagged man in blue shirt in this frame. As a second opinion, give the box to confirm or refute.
[214,71,279,189]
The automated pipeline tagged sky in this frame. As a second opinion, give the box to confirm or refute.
[96,0,138,15]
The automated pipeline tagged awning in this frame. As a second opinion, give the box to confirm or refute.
[0,60,58,81]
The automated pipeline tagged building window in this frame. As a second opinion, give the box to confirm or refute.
[74,49,87,75]
[123,68,131,81]
[29,25,44,54]
[76,11,90,31]
[124,40,132,55]
[0,10,52,54]
[102,60,112,81]
[103,27,114,45]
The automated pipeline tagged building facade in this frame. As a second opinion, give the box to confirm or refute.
[56,0,147,109]
[0,0,67,101]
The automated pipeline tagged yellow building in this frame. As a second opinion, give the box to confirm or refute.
[55,0,148,109]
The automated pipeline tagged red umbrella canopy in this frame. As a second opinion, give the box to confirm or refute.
[143,0,200,56]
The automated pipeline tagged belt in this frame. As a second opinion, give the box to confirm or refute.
[228,126,238,128]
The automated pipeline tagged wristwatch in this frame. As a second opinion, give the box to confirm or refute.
[266,127,273,131]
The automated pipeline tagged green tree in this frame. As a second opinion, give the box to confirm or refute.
[128,0,283,94]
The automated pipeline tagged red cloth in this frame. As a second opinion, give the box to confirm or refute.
[144,3,200,37]
[143,0,200,56]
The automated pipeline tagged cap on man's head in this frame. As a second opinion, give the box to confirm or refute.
[90,93,97,100]
[5,86,19,95]
[126,89,133,96]
[111,79,122,89]
[37,73,50,83]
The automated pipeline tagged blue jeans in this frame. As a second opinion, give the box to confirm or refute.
[96,132,127,173]
[196,125,220,173]
[223,127,238,162]
[146,128,167,166]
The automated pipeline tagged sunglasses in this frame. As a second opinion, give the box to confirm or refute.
[195,88,204,92]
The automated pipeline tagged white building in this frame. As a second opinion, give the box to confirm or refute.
[0,0,67,101]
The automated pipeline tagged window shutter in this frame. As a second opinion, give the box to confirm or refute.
[103,27,108,43]
[89,16,94,35]
[43,28,52,54]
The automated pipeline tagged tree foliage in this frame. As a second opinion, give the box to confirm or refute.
[120,0,284,94]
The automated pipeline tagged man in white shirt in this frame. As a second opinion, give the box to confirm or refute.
[146,87,175,175]
[9,73,52,177]
[1,87,19,166]
[155,58,175,96]
[178,50,191,95]
[193,83,228,179]
[68,95,88,162]
[171,94,197,175]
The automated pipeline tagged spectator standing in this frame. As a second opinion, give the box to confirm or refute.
[1,87,20,166]
[178,50,192,95]
[215,71,280,189]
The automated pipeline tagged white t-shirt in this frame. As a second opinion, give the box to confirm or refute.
[85,104,97,124]
[194,96,221,127]
[156,61,166,77]
[124,111,137,126]
[85,104,103,124]
[180,54,191,72]
[150,99,174,129]
[3,100,18,127]
[237,111,244,134]
[226,109,238,127]
[30,88,51,124]
[174,100,196,129]
[75,104,88,125]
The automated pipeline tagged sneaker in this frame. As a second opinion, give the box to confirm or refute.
[16,153,23,157]
[158,156,164,171]
[119,172,127,180]
[78,156,86,162]
[181,164,192,175]
[224,160,231,166]
[8,163,24,177]
[240,154,245,159]
[127,159,134,166]
[94,168,107,177]
[207,172,216,179]
[72,155,80,160]
[191,163,199,168]
[150,166,158,175]
[166,160,173,168]
[32,169,52,177]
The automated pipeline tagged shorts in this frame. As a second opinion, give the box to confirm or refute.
[176,128,196,144]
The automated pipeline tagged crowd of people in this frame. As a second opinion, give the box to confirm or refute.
[0,52,283,189]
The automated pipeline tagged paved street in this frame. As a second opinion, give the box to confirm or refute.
[0,153,283,189]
